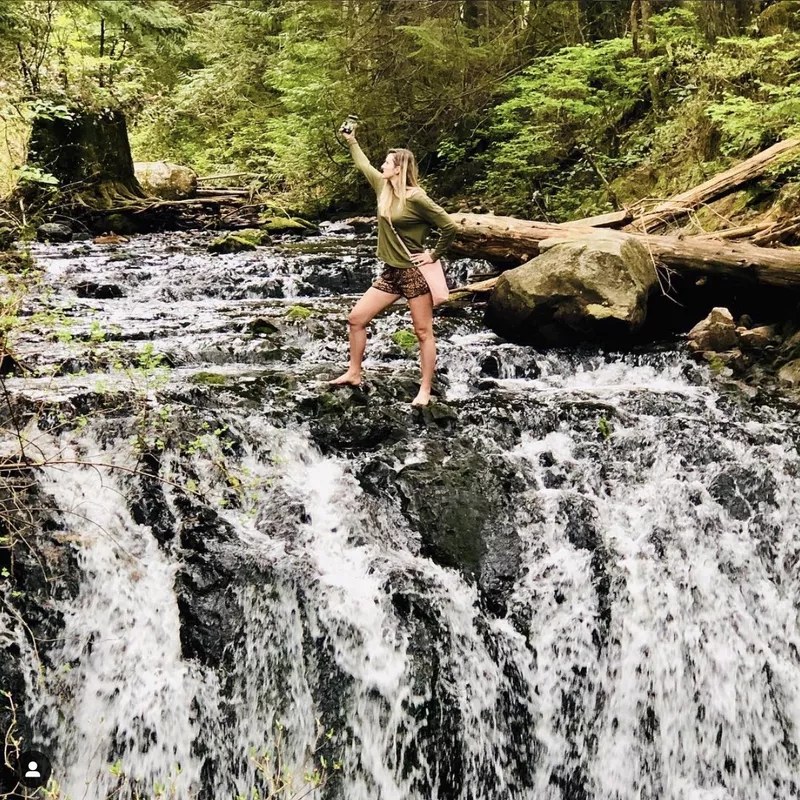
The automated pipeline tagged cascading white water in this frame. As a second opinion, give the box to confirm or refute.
[4,231,800,800]
[21,435,217,799]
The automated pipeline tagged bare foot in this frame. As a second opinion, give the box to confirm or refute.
[411,388,431,406]
[329,370,362,387]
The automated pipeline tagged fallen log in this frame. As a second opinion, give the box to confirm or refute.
[104,195,251,213]
[197,171,261,182]
[562,208,632,228]
[626,138,800,233]
[450,212,800,290]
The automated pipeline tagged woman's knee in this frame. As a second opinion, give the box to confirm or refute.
[414,324,434,343]
[348,310,368,329]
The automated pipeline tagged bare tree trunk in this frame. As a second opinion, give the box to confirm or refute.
[630,0,641,56]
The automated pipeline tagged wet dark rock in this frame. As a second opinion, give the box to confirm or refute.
[394,444,526,614]
[37,222,72,243]
[297,380,413,452]
[480,354,500,378]
[0,483,82,759]
[105,213,140,236]
[709,466,777,521]
[382,570,467,795]
[174,499,260,667]
[74,281,125,299]
[0,224,14,250]
[343,216,375,234]
[0,351,20,376]
[558,493,601,552]
[248,318,280,336]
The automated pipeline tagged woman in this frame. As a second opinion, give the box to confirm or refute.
[330,129,457,407]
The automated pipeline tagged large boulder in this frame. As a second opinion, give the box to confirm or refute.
[134,160,197,200]
[486,234,657,345]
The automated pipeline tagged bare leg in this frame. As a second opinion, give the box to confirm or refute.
[409,292,435,406]
[330,287,400,385]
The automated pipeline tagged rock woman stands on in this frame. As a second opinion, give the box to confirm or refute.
[331,129,457,407]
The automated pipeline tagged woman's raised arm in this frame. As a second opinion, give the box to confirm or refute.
[346,138,384,195]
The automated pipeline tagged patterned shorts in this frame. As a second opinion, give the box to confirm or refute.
[372,266,430,299]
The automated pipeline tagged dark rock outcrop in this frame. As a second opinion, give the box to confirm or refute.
[37,223,72,243]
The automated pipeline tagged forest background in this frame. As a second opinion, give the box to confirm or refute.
[0,0,799,223]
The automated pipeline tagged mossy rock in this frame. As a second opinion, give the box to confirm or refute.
[285,305,314,320]
[259,216,319,235]
[249,317,280,336]
[189,371,227,385]
[391,330,418,350]
[208,233,258,254]
[758,0,800,34]
[237,228,272,246]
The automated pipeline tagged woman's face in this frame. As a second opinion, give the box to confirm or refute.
[381,153,401,179]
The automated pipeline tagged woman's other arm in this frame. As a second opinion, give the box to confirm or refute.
[414,194,458,261]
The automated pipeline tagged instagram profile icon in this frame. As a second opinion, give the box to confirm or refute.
[18,750,52,789]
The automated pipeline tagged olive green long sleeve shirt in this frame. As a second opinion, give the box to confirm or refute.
[348,140,457,269]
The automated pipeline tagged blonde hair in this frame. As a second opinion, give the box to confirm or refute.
[377,148,425,218]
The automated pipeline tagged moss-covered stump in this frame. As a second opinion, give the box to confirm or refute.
[26,109,145,209]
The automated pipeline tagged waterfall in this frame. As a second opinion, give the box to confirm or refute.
[2,230,800,800]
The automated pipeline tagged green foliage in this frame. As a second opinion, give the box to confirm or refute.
[4,0,800,222]
[597,416,612,441]
[481,37,649,218]
[703,35,800,153]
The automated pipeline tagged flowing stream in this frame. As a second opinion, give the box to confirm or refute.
[3,225,800,800]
